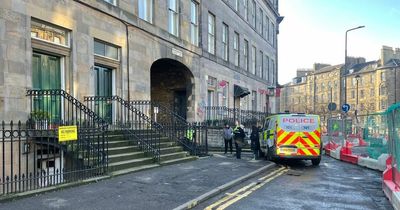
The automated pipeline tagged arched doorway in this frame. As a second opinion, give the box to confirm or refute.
[150,58,194,120]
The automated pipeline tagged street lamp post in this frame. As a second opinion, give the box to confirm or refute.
[341,26,365,140]
[355,74,360,123]
[394,60,399,104]
[343,26,365,106]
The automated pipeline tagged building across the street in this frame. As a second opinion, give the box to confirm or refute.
[0,0,282,122]
[280,46,400,125]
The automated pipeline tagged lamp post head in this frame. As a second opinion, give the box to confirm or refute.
[355,74,361,80]
[346,25,366,33]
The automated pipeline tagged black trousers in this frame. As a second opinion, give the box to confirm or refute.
[253,149,259,159]
[235,142,242,159]
[224,138,233,153]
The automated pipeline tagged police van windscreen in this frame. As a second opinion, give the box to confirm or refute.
[279,116,319,132]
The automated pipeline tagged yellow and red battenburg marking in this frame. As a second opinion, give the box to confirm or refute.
[277,128,321,156]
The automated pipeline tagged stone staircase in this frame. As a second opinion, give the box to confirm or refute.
[106,130,197,175]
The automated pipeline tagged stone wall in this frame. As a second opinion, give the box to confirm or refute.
[207,128,225,150]
[0,0,279,122]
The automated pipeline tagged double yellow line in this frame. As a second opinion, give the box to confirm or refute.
[204,167,289,210]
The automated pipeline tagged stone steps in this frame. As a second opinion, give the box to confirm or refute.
[104,131,197,175]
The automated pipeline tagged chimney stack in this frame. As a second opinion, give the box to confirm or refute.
[381,45,394,66]
[395,48,400,60]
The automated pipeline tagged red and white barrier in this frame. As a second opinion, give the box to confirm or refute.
[325,140,388,170]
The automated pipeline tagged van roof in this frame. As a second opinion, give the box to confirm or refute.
[268,113,320,118]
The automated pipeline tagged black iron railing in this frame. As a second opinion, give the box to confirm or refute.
[84,96,161,162]
[0,89,108,196]
[130,101,208,156]
[205,106,267,127]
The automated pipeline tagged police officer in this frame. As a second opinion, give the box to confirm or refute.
[233,121,245,159]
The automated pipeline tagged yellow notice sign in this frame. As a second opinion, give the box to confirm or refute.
[58,126,78,142]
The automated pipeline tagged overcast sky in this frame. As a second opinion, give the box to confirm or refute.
[278,0,400,84]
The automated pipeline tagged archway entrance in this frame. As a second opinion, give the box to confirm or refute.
[150,59,194,120]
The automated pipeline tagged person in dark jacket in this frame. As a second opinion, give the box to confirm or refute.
[250,125,261,160]
[233,121,245,159]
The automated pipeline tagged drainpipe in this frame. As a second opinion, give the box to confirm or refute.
[125,23,130,103]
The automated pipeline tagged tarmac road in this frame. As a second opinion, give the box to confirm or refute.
[196,156,392,210]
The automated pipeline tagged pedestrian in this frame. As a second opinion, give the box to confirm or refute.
[222,123,233,154]
[250,124,260,160]
[233,120,245,159]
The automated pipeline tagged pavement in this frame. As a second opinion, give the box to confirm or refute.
[0,152,275,210]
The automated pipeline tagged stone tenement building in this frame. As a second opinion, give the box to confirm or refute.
[0,0,282,122]
[280,46,400,124]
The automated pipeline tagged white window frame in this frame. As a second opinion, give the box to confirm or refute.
[265,55,269,80]
[251,45,256,74]
[190,1,199,46]
[259,9,263,35]
[265,16,270,40]
[208,12,216,55]
[251,1,256,27]
[244,0,248,21]
[244,39,249,71]
[138,0,153,23]
[168,0,179,36]
[271,59,275,84]
[259,51,263,77]
[103,0,117,6]
[271,23,275,47]
[233,32,239,66]
[94,39,120,61]
[222,23,229,61]
[234,0,239,11]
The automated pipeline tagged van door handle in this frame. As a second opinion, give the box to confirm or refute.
[302,136,308,138]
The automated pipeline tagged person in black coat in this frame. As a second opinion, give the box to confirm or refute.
[250,125,261,160]
[233,121,245,159]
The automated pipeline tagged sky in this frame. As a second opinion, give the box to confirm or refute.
[278,0,400,84]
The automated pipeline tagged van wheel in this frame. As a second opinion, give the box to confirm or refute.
[312,157,321,166]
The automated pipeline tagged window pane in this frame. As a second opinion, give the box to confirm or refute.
[168,0,179,36]
[106,45,118,60]
[169,0,177,11]
[208,13,215,54]
[190,1,198,46]
[138,0,153,23]
[94,41,105,56]
[94,40,119,60]
[252,46,256,74]
[103,0,116,5]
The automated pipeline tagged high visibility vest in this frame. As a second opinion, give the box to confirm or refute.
[186,129,194,141]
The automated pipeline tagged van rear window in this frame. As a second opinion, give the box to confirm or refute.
[279,116,319,132]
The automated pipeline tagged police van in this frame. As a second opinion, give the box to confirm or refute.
[260,113,322,165]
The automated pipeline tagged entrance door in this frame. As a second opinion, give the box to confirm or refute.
[94,66,113,123]
[32,53,62,121]
[174,90,187,119]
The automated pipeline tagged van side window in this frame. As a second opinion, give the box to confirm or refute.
[269,118,276,129]
[264,119,270,129]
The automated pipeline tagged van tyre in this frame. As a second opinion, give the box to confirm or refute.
[312,157,321,166]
